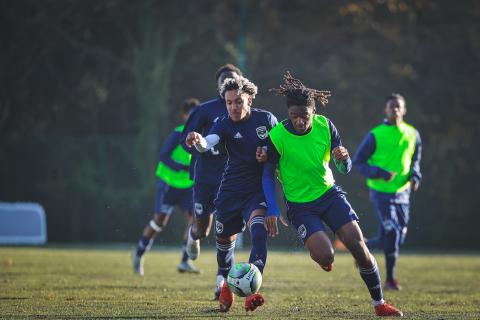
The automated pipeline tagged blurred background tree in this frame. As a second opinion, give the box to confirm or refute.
[1,0,478,248]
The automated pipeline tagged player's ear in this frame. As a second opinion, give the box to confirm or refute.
[248,95,253,106]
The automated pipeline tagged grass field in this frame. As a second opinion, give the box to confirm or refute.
[1,247,479,319]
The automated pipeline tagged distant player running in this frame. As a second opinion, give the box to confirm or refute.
[132,98,200,276]
[186,74,283,312]
[353,93,422,291]
[261,72,403,317]
[181,64,242,298]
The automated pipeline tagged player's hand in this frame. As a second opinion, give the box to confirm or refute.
[256,146,267,163]
[386,171,397,182]
[265,216,279,237]
[265,215,288,237]
[332,146,349,162]
[410,179,419,192]
[185,131,203,147]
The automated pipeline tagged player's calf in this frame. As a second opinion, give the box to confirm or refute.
[186,226,200,260]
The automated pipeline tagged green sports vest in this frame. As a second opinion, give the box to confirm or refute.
[269,115,335,203]
[155,125,193,189]
[367,122,416,193]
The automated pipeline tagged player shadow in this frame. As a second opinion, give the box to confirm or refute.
[198,307,251,317]
[0,296,29,300]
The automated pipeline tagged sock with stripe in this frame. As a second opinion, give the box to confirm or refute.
[249,216,267,274]
[136,235,153,257]
[358,257,384,304]
[216,238,235,278]
[181,241,189,263]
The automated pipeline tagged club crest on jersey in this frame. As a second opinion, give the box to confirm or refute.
[194,203,203,215]
[297,224,307,239]
[256,126,268,139]
[216,221,224,234]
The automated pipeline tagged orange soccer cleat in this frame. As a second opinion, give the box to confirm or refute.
[244,293,265,312]
[374,302,404,317]
[219,283,234,312]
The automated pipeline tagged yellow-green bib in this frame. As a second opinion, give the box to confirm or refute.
[367,122,416,193]
[155,125,193,189]
[269,115,334,203]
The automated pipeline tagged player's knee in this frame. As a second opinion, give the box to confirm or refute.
[153,215,167,228]
[310,250,334,267]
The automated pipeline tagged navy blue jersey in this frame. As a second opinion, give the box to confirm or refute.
[210,108,278,205]
[181,97,228,185]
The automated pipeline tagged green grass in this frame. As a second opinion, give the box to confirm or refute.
[1,247,479,319]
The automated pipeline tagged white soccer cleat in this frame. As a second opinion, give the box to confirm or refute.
[214,275,225,300]
[186,227,200,260]
[131,248,144,276]
[177,261,200,274]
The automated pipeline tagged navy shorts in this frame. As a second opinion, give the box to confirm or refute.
[155,180,193,215]
[373,200,409,243]
[215,192,267,238]
[192,181,219,218]
[286,186,358,244]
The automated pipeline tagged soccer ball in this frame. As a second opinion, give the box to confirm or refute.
[227,262,262,297]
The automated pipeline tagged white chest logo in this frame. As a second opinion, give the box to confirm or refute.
[256,126,268,140]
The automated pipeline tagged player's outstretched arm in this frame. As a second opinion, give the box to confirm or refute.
[185,132,220,152]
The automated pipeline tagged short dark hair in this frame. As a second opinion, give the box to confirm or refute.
[182,98,200,114]
[215,64,242,82]
[386,93,406,105]
[270,71,331,108]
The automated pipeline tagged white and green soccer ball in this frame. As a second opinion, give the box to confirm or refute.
[227,262,262,297]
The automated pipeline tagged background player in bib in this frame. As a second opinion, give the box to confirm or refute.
[186,74,285,312]
[132,98,200,276]
[260,72,403,317]
[353,93,422,291]
[180,64,242,298]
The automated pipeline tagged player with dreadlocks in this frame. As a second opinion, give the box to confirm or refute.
[259,71,404,317]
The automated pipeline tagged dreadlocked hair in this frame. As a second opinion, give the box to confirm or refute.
[220,73,258,99]
[269,71,331,108]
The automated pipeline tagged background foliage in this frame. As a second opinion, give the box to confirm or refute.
[1,0,479,247]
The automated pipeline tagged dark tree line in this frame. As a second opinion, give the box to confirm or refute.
[1,0,479,248]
